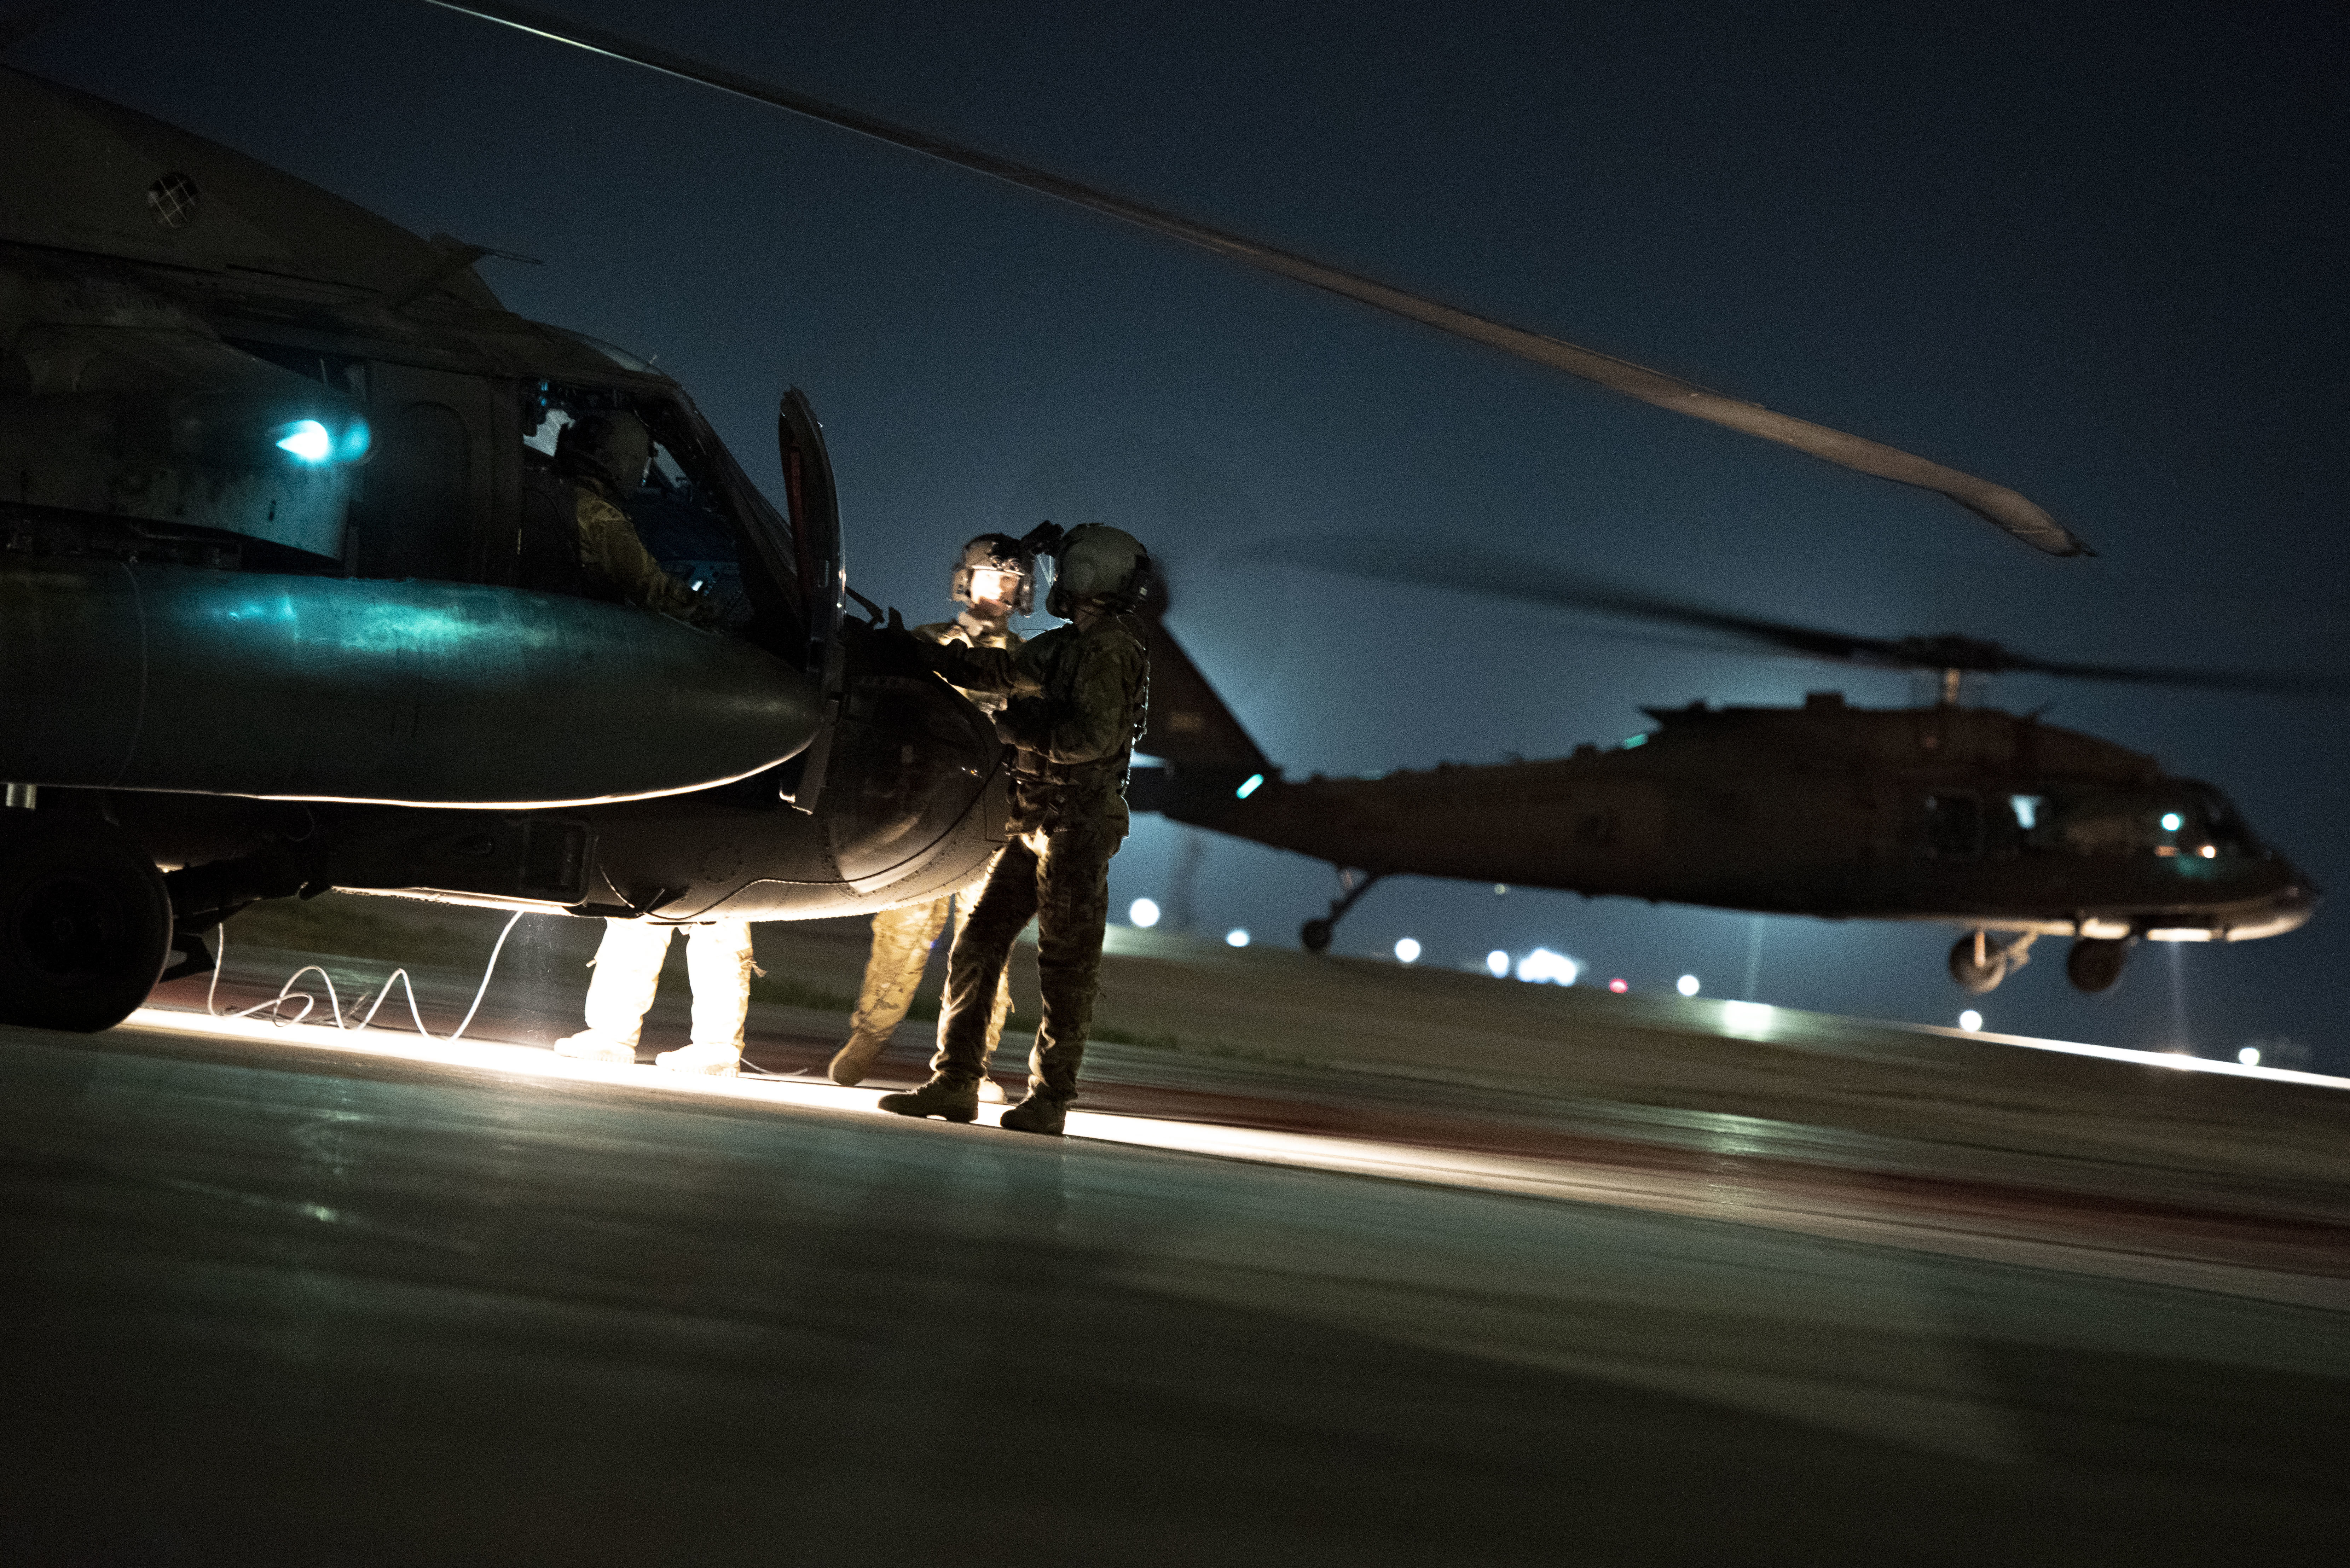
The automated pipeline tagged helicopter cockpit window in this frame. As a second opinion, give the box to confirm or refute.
[514,383,799,652]
[2017,788,2256,859]
[1922,792,1981,859]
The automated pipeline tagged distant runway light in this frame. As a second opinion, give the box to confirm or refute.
[1394,937,1421,964]
[1129,898,1160,929]
[1676,974,1700,997]
[1493,883,1509,895]
[1607,978,1628,994]
[2239,1046,2261,1065]
[1225,927,1250,948]
[1486,949,1510,978]
[1516,948,1578,985]
[1960,1009,1983,1032]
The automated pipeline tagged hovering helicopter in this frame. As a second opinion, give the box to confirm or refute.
[0,3,2136,1034]
[1127,549,2320,997]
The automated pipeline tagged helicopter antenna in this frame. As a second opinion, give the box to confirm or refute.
[412,1,2092,560]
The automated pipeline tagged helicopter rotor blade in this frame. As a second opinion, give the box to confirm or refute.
[415,1,2092,559]
[1257,534,2334,695]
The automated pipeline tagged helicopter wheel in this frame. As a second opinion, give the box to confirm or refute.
[0,812,173,1032]
[2065,937,2131,995]
[1947,933,2007,994]
[1301,918,1334,954]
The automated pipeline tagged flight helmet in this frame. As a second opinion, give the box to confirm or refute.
[1044,523,1152,618]
[557,410,652,494]
[950,532,1034,615]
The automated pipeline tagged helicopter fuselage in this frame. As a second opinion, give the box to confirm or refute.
[1157,692,2316,946]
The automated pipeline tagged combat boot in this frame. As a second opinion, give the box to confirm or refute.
[554,1031,636,1065]
[654,1043,741,1076]
[875,1074,980,1123]
[826,1031,890,1086]
[997,1092,1068,1137]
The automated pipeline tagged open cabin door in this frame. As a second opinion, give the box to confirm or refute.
[777,388,843,675]
[775,388,846,812]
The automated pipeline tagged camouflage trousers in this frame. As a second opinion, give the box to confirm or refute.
[843,868,1014,1063]
[934,821,1117,1104]
[578,918,760,1051]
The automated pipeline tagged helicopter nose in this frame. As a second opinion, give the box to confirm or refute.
[2230,876,2320,941]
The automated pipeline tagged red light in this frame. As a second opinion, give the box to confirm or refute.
[1608,978,1628,994]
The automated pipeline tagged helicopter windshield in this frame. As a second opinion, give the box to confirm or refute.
[2019,784,2259,859]
[516,382,801,654]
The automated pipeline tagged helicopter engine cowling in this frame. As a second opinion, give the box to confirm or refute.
[0,560,821,807]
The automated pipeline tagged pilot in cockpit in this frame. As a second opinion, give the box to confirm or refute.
[554,411,714,627]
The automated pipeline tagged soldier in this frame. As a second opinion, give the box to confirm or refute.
[826,535,1033,1098]
[554,917,762,1075]
[877,523,1151,1137]
[554,411,711,625]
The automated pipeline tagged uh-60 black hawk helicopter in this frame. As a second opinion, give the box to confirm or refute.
[1129,547,2320,998]
[0,2,2221,1033]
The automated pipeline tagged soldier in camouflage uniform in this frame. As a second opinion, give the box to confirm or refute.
[879,524,1152,1137]
[827,535,1031,1095]
[557,411,711,626]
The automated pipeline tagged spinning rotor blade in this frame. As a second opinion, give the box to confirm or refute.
[1260,535,2332,694]
[417,1,2091,558]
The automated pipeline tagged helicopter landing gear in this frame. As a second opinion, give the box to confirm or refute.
[0,812,173,1032]
[1301,869,1385,955]
[2065,936,2132,995]
[1947,930,2036,993]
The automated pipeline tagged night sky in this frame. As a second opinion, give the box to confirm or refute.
[21,0,2346,1065]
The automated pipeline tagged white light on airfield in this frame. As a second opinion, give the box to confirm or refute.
[1129,898,1160,929]
[1676,974,1700,997]
[2239,1046,2262,1066]
[1516,948,1578,986]
[1225,928,1250,948]
[1394,937,1421,964]
[1960,1009,1984,1032]
[1486,950,1510,978]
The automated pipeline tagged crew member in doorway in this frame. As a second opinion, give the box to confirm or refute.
[555,918,761,1075]
[878,523,1152,1137]
[827,535,1034,1098]
[556,411,712,625]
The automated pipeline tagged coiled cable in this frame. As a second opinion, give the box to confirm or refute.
[207,910,527,1046]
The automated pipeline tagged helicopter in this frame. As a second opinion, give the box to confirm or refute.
[0,5,2148,1035]
[0,60,1011,1030]
[1125,549,2320,997]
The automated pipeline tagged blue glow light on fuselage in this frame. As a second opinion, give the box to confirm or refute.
[276,420,332,462]
[1236,773,1264,799]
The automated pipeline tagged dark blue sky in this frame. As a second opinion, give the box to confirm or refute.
[25,0,2348,1063]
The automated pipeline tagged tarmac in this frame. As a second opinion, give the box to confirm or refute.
[2,899,2344,1563]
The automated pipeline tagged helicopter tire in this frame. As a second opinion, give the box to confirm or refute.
[1301,918,1334,954]
[1947,934,2007,994]
[0,812,173,1033]
[2065,937,2131,996]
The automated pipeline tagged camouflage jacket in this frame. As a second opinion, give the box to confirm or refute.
[928,613,1150,834]
[911,610,1023,714]
[574,480,708,625]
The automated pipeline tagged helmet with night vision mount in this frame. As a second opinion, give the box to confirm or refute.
[950,533,1035,615]
[1043,523,1152,618]
[556,410,652,494]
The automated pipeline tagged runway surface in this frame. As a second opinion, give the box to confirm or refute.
[5,966,2347,1564]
